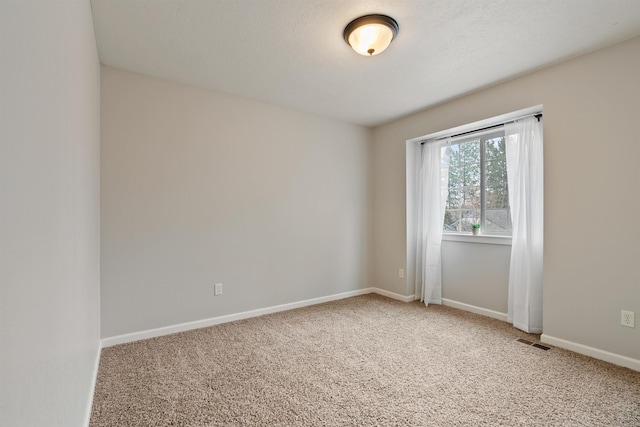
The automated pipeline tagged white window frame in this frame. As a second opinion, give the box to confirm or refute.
[444,128,511,237]
[407,106,543,248]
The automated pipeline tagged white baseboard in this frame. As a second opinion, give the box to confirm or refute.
[102,288,378,347]
[541,334,640,372]
[99,290,640,375]
[438,300,639,372]
[101,288,519,350]
[370,287,415,303]
[83,340,102,427]
[442,298,508,322]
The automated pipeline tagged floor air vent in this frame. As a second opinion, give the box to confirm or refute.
[516,338,550,351]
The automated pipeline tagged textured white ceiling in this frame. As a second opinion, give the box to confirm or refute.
[91,0,640,126]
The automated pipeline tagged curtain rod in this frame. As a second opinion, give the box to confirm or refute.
[421,113,542,145]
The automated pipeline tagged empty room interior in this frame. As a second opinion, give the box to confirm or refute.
[2,1,640,426]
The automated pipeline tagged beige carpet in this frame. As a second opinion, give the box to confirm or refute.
[90,295,640,426]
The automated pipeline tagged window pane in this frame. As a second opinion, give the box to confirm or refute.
[442,130,510,235]
[460,209,480,231]
[448,167,462,191]
[485,160,508,190]
[461,186,480,209]
[485,136,506,160]
[463,163,481,187]
[444,210,460,232]
[460,139,480,163]
[485,209,511,233]
[485,186,509,209]
[446,188,462,209]
[483,135,510,235]
[448,143,462,169]
[449,143,461,161]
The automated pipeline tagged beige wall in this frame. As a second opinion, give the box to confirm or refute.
[101,67,372,338]
[373,37,640,361]
[0,1,101,426]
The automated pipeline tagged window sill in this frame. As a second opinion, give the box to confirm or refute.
[442,233,512,246]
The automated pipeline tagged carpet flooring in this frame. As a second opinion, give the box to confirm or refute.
[90,294,640,426]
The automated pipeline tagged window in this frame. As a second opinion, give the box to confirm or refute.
[443,130,511,235]
[410,108,543,329]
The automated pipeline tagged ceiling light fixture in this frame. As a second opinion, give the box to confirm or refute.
[343,14,399,56]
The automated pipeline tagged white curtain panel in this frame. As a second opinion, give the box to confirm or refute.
[505,117,544,333]
[415,140,450,305]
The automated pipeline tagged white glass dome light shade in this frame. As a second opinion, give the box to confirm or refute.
[343,15,399,56]
[348,23,394,56]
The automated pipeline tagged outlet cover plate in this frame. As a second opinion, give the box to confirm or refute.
[621,310,634,328]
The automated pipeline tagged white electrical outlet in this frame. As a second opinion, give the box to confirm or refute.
[399,268,405,279]
[214,282,223,296]
[621,310,634,328]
